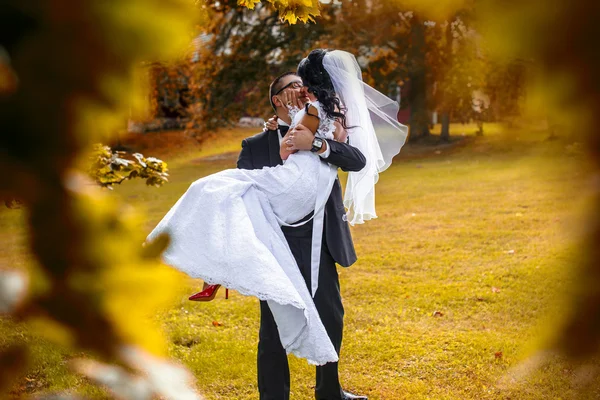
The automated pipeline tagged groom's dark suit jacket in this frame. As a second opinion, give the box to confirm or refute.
[237,128,366,267]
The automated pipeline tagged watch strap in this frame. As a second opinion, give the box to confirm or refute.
[311,137,323,153]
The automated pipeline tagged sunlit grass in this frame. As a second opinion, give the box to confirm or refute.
[1,123,597,399]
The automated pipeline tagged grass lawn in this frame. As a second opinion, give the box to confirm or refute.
[1,123,598,399]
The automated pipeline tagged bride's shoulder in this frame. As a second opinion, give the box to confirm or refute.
[304,101,326,119]
[306,100,322,110]
[305,101,336,139]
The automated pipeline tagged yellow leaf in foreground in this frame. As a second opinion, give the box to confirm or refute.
[238,0,261,9]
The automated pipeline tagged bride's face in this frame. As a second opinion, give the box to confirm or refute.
[301,86,318,102]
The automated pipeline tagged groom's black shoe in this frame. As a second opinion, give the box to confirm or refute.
[342,391,368,400]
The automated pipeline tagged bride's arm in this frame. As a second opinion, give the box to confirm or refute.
[333,120,348,143]
[321,115,366,172]
[280,105,320,160]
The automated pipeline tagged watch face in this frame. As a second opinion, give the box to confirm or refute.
[311,137,323,152]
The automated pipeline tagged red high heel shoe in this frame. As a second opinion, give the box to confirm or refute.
[188,284,229,302]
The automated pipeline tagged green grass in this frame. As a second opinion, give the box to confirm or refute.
[2,124,598,399]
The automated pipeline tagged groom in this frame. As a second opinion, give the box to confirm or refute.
[237,71,368,400]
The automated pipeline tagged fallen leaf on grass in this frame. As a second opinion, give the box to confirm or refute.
[432,311,444,317]
[492,287,501,293]
[212,321,223,327]
[495,351,503,359]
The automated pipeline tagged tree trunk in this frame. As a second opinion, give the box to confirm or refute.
[440,113,450,141]
[408,15,430,142]
[438,18,454,143]
[476,120,484,136]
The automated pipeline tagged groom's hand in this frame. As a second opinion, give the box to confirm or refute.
[286,124,322,152]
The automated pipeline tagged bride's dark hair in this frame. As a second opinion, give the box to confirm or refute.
[297,49,350,129]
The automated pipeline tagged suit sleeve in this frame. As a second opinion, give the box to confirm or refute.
[321,139,366,172]
[237,139,254,170]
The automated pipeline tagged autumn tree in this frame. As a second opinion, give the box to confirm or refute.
[483,58,529,126]
[428,15,486,140]
[186,0,332,133]
[333,1,410,107]
[148,61,193,121]
[332,0,516,141]
[327,2,431,141]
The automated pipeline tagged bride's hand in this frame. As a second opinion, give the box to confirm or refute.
[279,88,305,111]
[280,130,298,161]
[263,115,278,131]
[333,121,348,143]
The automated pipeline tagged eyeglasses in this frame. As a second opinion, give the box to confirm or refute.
[275,81,303,95]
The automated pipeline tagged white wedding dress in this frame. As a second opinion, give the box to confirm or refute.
[147,101,340,365]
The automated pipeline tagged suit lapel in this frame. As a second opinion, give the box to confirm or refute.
[268,130,283,167]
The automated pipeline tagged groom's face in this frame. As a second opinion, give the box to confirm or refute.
[272,75,308,110]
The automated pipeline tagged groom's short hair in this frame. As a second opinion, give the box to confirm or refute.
[269,71,298,111]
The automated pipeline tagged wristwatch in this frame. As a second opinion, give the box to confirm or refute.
[310,137,324,153]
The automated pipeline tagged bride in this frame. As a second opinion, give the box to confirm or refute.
[146,49,408,365]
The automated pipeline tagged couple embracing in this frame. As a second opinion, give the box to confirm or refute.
[147,49,408,399]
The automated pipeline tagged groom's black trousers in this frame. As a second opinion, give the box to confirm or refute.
[258,220,345,400]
